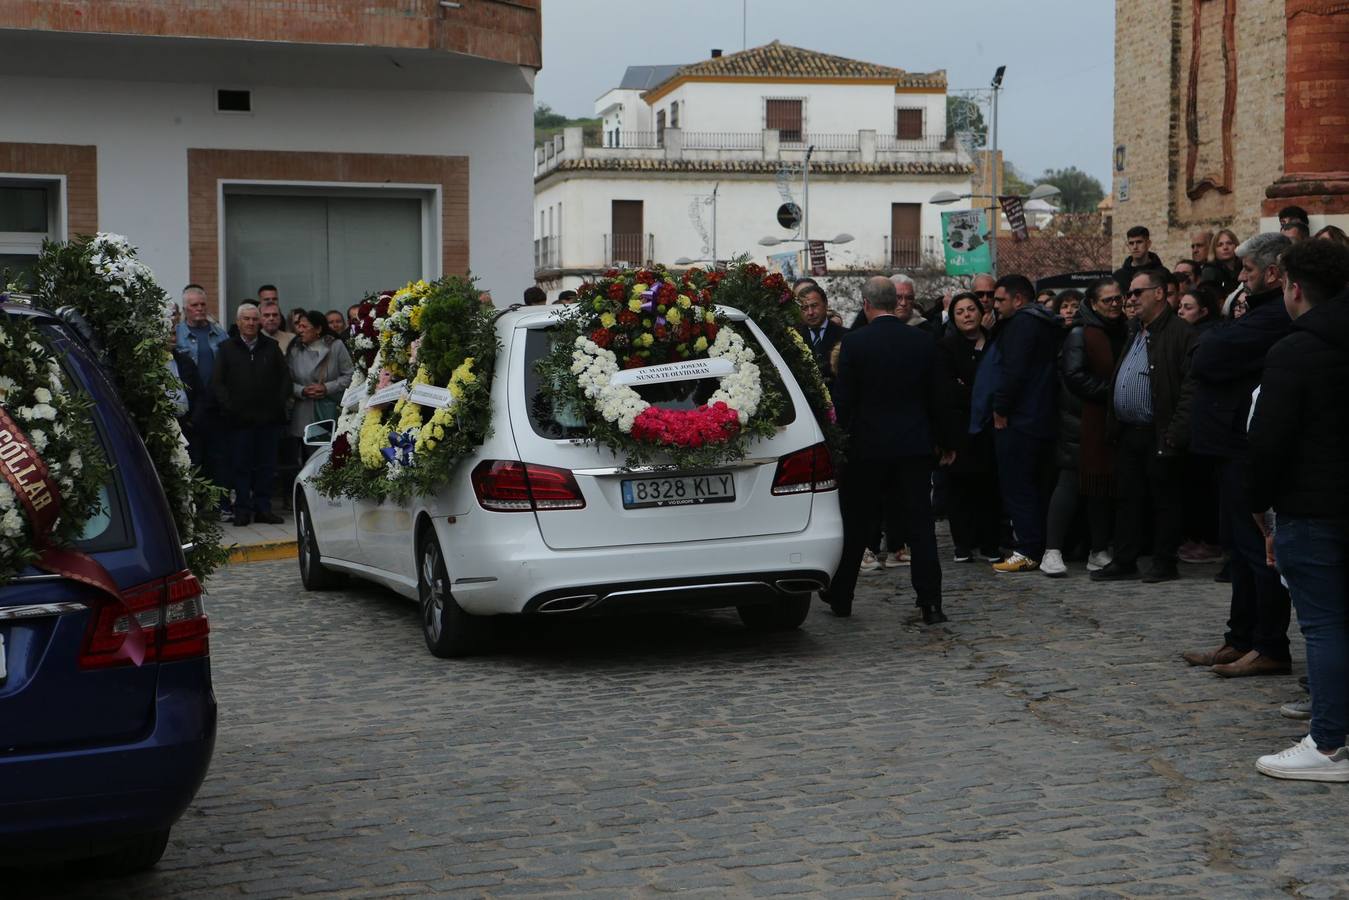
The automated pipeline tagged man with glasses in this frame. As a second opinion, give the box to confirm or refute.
[1092,269,1196,584]
[1182,233,1295,678]
[972,272,997,330]
[1174,259,1201,291]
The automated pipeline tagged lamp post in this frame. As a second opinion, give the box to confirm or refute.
[989,65,1006,275]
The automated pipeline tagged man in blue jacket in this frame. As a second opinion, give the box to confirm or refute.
[826,276,951,624]
[175,284,230,513]
[970,274,1060,573]
[1181,233,1294,678]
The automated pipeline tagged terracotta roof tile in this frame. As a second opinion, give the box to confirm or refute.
[647,41,946,92]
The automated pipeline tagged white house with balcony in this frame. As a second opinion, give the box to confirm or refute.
[533,41,973,294]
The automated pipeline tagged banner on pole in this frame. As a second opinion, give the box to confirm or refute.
[940,210,992,275]
[807,241,828,276]
[999,195,1030,241]
[766,251,800,282]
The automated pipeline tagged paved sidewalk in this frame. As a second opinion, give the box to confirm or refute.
[222,509,297,563]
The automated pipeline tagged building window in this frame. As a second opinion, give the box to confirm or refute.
[896,108,925,140]
[670,101,679,129]
[890,202,922,267]
[766,99,804,143]
[0,180,61,290]
[656,109,666,146]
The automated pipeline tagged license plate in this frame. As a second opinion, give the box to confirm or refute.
[621,472,735,509]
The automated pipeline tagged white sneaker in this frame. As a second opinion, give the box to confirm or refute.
[859,549,882,575]
[1086,550,1113,572]
[1040,549,1067,577]
[1256,735,1349,782]
[1280,698,1313,720]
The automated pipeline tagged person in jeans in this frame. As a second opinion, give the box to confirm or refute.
[1249,239,1349,781]
[1091,268,1196,584]
[970,274,1061,573]
[1182,233,1295,677]
[1042,279,1128,576]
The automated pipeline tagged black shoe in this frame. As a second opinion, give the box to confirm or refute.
[921,605,949,625]
[981,548,1003,562]
[232,514,253,526]
[827,595,853,618]
[953,547,972,563]
[1141,564,1180,584]
[254,511,284,525]
[1090,561,1139,582]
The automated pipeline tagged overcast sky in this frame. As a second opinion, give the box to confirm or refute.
[536,0,1115,186]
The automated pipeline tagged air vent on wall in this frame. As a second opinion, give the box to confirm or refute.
[216,89,252,113]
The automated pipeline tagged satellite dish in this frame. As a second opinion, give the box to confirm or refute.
[776,202,802,230]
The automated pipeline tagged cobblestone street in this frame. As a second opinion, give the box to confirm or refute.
[16,544,1349,898]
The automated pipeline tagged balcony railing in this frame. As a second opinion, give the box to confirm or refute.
[588,130,662,149]
[534,235,560,270]
[683,131,764,150]
[606,233,653,267]
[536,127,966,177]
[877,133,954,152]
[885,235,941,269]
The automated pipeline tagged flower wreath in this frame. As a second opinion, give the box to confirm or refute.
[683,261,845,465]
[31,233,228,580]
[311,275,498,502]
[0,312,110,587]
[538,267,786,469]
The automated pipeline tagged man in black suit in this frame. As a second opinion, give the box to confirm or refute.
[824,276,951,624]
[795,283,845,388]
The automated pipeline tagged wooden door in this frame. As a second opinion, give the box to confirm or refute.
[890,202,922,267]
[611,200,644,264]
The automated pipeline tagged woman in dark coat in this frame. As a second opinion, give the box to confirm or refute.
[937,292,1001,562]
[1041,278,1128,576]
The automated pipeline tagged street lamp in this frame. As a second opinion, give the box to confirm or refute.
[758,233,854,246]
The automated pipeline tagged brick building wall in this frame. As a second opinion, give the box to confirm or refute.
[0,0,541,68]
[1112,0,1285,268]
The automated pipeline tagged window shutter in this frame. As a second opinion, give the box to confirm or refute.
[766,99,803,142]
[896,108,924,140]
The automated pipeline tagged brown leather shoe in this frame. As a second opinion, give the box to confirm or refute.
[1212,650,1292,678]
[1181,644,1244,667]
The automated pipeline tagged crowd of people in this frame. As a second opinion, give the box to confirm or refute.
[170,284,355,527]
[801,206,1349,783]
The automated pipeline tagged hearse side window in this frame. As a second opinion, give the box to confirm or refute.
[36,322,133,552]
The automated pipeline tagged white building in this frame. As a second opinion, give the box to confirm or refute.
[0,1,541,321]
[534,42,973,293]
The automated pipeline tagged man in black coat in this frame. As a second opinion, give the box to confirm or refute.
[795,283,844,389]
[1093,268,1196,584]
[212,302,291,526]
[1113,225,1165,289]
[825,276,951,624]
[1181,233,1294,678]
[969,274,1061,572]
[1248,239,1349,780]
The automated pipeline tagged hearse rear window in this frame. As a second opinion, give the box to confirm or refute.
[523,325,796,440]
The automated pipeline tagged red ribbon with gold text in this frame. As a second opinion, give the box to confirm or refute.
[0,406,144,665]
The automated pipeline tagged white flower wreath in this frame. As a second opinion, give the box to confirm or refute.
[569,322,763,434]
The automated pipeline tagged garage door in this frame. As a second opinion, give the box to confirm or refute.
[224,193,423,321]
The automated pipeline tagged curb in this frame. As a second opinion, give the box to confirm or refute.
[228,540,299,564]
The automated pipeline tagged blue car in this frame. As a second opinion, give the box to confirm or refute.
[0,301,216,872]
